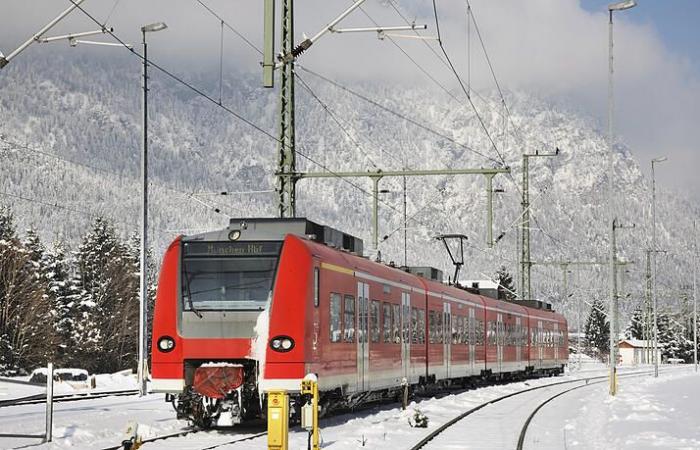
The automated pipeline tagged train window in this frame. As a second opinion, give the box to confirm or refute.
[411,308,419,344]
[392,304,401,344]
[468,316,474,345]
[403,304,411,344]
[475,319,484,345]
[343,295,355,342]
[181,256,277,311]
[418,309,426,344]
[330,293,342,343]
[452,316,460,345]
[382,302,392,343]
[370,300,380,343]
[508,324,513,346]
[313,267,320,307]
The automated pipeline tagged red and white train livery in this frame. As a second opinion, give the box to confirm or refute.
[151,218,568,426]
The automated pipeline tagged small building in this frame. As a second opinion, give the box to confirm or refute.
[618,339,660,365]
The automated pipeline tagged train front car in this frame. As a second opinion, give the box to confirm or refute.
[151,219,294,427]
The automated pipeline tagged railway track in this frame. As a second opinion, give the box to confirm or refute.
[99,427,267,450]
[514,367,687,450]
[0,389,140,408]
[410,367,683,450]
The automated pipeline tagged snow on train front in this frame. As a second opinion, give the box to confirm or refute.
[150,218,348,427]
[150,219,292,427]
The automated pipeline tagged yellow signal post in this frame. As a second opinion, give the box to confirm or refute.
[267,390,289,450]
[300,378,320,450]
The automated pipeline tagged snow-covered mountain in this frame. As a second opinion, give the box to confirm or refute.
[1,52,697,324]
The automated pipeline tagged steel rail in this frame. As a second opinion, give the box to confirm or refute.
[409,367,677,450]
[515,367,684,450]
[0,389,139,408]
[99,428,267,450]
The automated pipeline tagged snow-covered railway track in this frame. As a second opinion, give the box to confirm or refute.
[0,389,140,408]
[110,427,267,450]
[515,367,688,450]
[410,367,687,450]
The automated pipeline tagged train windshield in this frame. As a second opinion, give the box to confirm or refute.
[181,241,281,311]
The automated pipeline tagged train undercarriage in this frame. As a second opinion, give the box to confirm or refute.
[168,361,566,429]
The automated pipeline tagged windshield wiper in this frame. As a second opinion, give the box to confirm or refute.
[182,267,203,319]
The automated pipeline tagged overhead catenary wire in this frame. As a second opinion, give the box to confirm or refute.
[67,0,571,273]
[294,71,381,170]
[430,0,504,166]
[296,65,501,165]
[0,190,96,219]
[0,136,230,218]
[67,1,416,219]
[194,0,262,56]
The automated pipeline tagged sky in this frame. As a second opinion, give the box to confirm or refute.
[1,0,698,201]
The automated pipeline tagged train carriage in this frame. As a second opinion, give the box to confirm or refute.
[151,218,568,426]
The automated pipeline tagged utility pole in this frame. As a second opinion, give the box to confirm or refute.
[277,0,297,218]
[609,219,619,395]
[403,175,407,267]
[691,224,697,373]
[531,259,624,369]
[644,250,652,364]
[520,149,559,301]
[264,0,429,218]
[608,220,634,395]
[651,156,667,377]
[138,21,168,397]
[607,0,637,395]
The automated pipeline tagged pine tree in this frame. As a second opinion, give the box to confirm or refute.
[626,306,644,340]
[0,213,57,374]
[495,266,516,301]
[584,297,610,360]
[70,218,139,373]
[0,206,16,243]
[43,241,74,365]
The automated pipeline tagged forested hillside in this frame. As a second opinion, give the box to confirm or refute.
[1,52,698,370]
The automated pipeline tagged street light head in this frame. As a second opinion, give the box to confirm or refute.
[652,156,668,163]
[608,0,637,11]
[141,22,168,33]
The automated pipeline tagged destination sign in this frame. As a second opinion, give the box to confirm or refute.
[183,241,282,257]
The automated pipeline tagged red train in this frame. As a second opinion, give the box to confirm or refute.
[151,218,568,426]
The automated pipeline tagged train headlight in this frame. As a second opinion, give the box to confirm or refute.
[270,335,295,352]
[228,229,241,241]
[157,336,176,353]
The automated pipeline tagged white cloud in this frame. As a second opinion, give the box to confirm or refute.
[1,0,698,198]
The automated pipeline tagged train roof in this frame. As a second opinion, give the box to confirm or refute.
[182,217,363,255]
[289,234,565,322]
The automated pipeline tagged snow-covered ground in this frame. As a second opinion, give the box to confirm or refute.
[0,364,695,449]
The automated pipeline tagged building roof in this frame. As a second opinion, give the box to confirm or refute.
[618,339,652,348]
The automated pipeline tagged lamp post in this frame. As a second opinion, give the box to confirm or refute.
[607,0,636,396]
[139,21,167,397]
[651,156,666,378]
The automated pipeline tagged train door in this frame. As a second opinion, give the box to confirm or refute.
[443,303,452,380]
[516,316,522,365]
[496,313,503,373]
[468,308,475,374]
[537,320,544,367]
[356,282,370,392]
[554,322,559,362]
[401,292,411,381]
